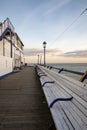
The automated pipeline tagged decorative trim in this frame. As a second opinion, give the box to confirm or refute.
[0,72,12,79]
[50,97,73,108]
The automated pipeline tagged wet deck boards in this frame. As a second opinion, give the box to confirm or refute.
[0,67,56,130]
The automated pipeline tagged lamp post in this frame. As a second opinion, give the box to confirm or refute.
[43,41,47,66]
[37,54,39,64]
[40,55,42,65]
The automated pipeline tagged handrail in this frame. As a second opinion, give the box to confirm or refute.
[44,65,84,75]
[39,64,87,82]
[41,64,87,82]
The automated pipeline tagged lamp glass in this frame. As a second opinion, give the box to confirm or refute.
[43,41,47,48]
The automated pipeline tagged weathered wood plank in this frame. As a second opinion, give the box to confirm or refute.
[37,65,87,130]
[0,67,56,130]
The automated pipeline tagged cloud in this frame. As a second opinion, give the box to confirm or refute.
[24,48,87,59]
[60,50,87,58]
[24,48,61,57]
[43,0,71,16]
[24,48,42,56]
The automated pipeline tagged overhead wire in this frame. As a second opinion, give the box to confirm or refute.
[49,8,87,48]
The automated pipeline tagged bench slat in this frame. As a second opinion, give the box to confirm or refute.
[37,66,87,130]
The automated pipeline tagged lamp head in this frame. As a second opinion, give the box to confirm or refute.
[43,41,47,48]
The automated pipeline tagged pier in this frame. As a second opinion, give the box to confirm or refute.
[0,67,56,130]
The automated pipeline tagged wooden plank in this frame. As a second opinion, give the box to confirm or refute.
[50,85,87,129]
[38,65,87,130]
[39,66,87,107]
[0,67,56,130]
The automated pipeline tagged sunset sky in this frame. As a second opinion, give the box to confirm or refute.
[0,0,87,63]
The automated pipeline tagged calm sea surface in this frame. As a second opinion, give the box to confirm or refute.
[47,63,87,81]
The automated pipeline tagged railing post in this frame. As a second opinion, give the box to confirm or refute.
[80,71,87,82]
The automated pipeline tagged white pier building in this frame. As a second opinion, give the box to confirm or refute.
[0,18,24,77]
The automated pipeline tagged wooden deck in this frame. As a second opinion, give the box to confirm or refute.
[0,67,56,130]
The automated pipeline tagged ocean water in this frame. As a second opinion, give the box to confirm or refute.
[47,63,87,82]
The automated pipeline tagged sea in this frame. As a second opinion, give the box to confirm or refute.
[47,63,87,82]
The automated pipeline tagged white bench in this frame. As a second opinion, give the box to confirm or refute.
[36,65,87,130]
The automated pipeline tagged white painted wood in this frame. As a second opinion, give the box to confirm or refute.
[37,65,87,130]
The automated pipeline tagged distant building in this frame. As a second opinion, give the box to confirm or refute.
[0,18,24,77]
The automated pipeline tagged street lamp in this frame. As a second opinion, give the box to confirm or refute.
[40,55,42,65]
[43,41,47,66]
[37,54,39,64]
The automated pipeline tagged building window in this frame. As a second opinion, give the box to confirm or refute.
[3,40,5,56]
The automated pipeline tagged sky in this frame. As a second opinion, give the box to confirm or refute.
[0,0,87,63]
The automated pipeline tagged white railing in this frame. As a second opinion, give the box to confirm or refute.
[0,18,14,36]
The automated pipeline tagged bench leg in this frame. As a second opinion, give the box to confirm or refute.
[48,121,54,129]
